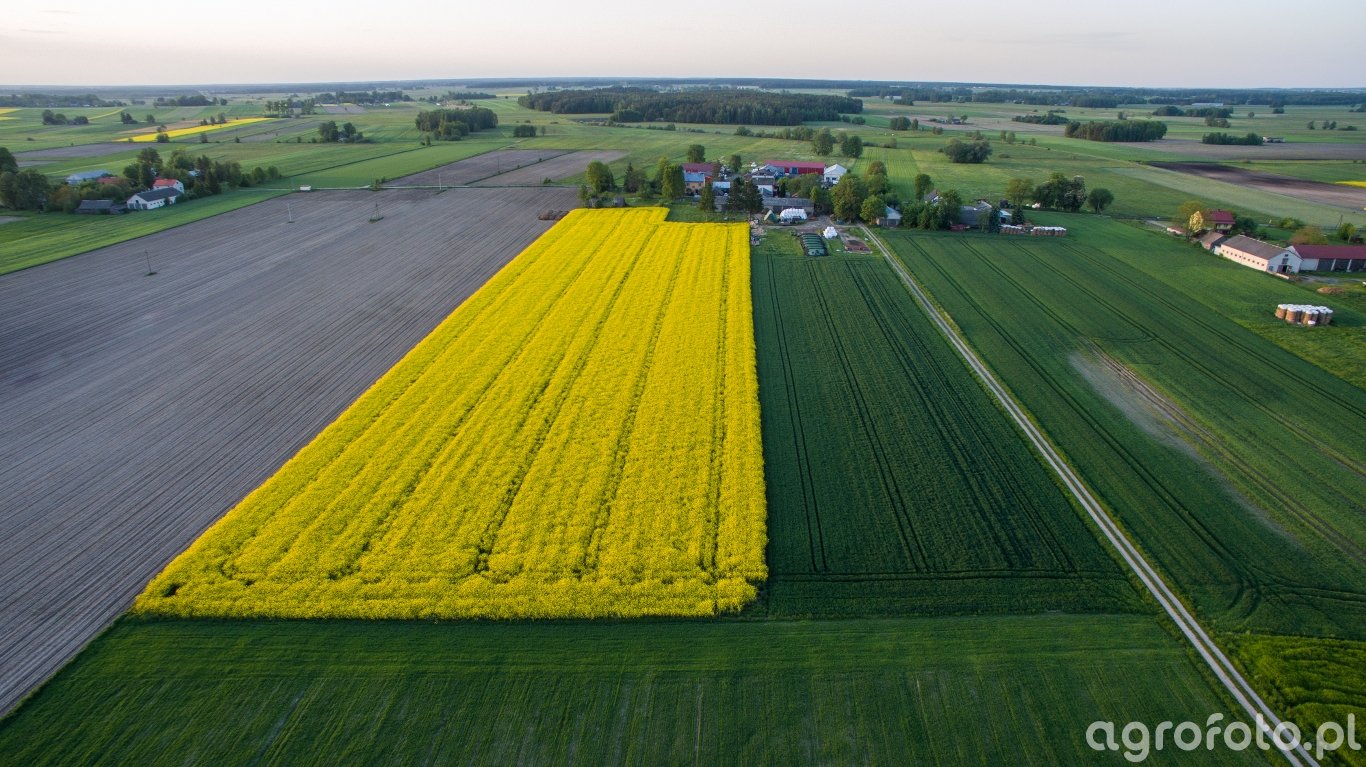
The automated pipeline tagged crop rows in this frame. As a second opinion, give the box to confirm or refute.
[887,228,1366,637]
[134,208,766,620]
[750,237,1138,616]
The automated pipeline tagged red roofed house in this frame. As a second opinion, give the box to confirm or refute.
[1289,244,1366,273]
[152,178,186,194]
[764,160,825,177]
[1206,209,1236,233]
[681,162,719,193]
[680,162,718,175]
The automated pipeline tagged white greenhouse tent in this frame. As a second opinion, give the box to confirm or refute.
[779,208,808,223]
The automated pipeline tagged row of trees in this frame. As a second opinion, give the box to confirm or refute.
[1012,111,1069,125]
[263,98,316,117]
[414,107,498,141]
[1064,120,1168,142]
[520,88,862,126]
[1202,132,1263,145]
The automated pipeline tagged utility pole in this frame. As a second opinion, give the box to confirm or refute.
[143,249,156,276]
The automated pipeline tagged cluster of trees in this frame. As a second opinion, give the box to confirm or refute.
[1201,132,1263,145]
[154,95,223,107]
[520,88,862,126]
[899,187,968,231]
[809,129,863,158]
[942,139,992,164]
[1012,111,1070,125]
[511,124,540,137]
[1064,120,1167,142]
[413,107,497,140]
[430,91,495,101]
[1005,173,1113,216]
[320,90,410,104]
[318,121,364,142]
[263,98,316,117]
[40,110,89,126]
[888,116,916,131]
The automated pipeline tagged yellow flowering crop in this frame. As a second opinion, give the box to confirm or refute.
[136,208,767,619]
[129,118,272,142]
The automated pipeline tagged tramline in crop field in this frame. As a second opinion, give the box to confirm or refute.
[135,208,766,619]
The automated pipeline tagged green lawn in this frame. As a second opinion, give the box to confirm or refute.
[0,615,1268,767]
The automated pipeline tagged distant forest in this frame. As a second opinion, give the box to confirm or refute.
[851,85,1364,107]
[0,93,123,108]
[519,88,862,126]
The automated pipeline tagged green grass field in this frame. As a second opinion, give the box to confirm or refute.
[0,615,1269,767]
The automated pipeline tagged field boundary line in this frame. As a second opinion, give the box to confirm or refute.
[858,225,1316,767]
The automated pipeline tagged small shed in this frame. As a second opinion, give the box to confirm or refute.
[878,206,902,227]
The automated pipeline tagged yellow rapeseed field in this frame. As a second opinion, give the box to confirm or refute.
[136,208,767,619]
[129,118,271,142]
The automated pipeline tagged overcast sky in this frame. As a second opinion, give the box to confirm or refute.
[2,0,1362,89]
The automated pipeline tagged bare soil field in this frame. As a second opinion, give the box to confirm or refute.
[389,149,569,186]
[322,104,366,114]
[1125,139,1366,161]
[0,185,577,715]
[474,150,627,186]
[1151,162,1366,210]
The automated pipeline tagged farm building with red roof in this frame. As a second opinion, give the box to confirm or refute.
[764,160,825,176]
[1289,244,1366,272]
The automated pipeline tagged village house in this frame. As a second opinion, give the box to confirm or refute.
[152,178,186,194]
[823,164,848,185]
[126,187,182,211]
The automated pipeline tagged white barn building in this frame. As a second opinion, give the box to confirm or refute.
[1216,235,1300,275]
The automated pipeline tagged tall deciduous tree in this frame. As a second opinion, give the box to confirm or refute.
[659,163,685,199]
[831,175,866,221]
[698,182,716,213]
[585,161,615,193]
[812,129,834,156]
[913,173,933,201]
[860,194,886,224]
[1005,178,1033,212]
[686,144,705,163]
[1086,188,1114,213]
[0,147,18,174]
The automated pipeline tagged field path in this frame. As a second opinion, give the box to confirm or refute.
[0,186,576,715]
[859,226,1317,767]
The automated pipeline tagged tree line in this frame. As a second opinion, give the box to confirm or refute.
[320,90,411,104]
[1201,132,1263,145]
[519,88,862,126]
[1064,120,1167,142]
